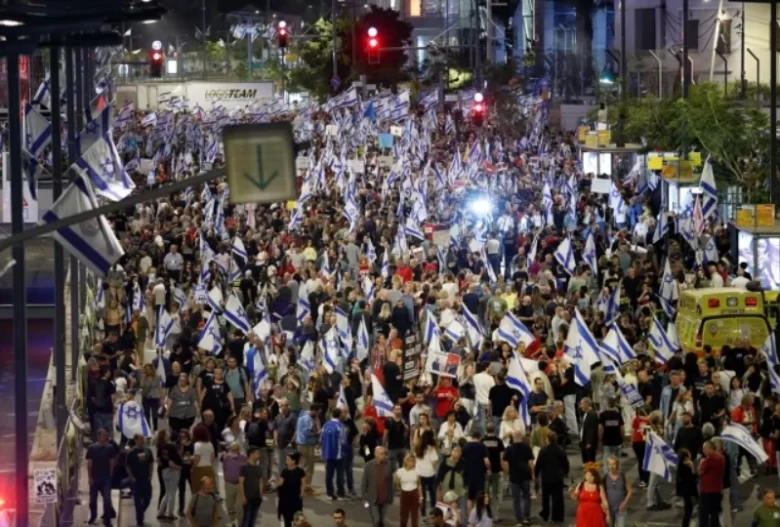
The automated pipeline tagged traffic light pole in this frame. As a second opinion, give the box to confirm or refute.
[331,0,338,85]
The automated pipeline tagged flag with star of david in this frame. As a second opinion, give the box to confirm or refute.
[73,126,134,202]
[77,104,112,156]
[117,400,151,439]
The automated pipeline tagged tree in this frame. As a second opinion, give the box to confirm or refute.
[288,18,352,101]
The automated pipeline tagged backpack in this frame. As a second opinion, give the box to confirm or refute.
[245,420,264,447]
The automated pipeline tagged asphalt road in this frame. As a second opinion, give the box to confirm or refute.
[113,436,775,527]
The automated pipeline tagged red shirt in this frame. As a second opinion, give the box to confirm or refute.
[433,385,459,418]
[699,453,725,494]
[363,405,386,435]
[395,265,413,284]
[731,406,758,434]
[631,416,650,443]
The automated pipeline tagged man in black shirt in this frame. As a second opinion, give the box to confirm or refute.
[698,381,726,432]
[126,434,154,527]
[598,397,624,473]
[502,430,534,526]
[86,428,118,526]
[239,447,265,526]
[383,404,408,473]
[527,378,549,425]
[673,411,704,456]
[482,424,505,522]
[488,373,518,431]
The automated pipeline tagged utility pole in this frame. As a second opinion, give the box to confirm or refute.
[771,1,777,203]
[486,0,493,64]
[620,0,627,97]
[332,0,338,84]
[682,0,689,162]
[202,0,207,75]
[741,2,746,97]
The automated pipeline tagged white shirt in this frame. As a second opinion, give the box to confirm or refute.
[499,418,524,447]
[473,372,495,406]
[153,283,166,306]
[731,276,750,289]
[193,441,215,467]
[415,446,439,478]
[486,238,501,255]
[395,467,419,491]
[711,273,724,287]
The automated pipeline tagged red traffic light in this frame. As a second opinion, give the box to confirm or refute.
[474,103,484,112]
[369,38,378,48]
[279,28,287,36]
[152,52,162,61]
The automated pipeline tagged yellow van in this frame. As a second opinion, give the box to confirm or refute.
[675,288,771,356]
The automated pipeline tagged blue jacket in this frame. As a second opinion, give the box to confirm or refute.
[321,419,346,460]
[296,412,319,446]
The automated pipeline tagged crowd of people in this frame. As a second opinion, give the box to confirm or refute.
[74,81,780,527]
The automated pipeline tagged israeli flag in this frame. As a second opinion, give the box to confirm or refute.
[404,218,425,241]
[443,319,466,342]
[321,250,331,279]
[423,311,441,345]
[73,133,134,202]
[699,157,718,219]
[564,309,602,386]
[380,249,390,280]
[506,354,532,399]
[76,104,112,156]
[659,258,679,304]
[232,237,248,262]
[762,333,779,366]
[527,234,538,270]
[197,311,223,355]
[720,422,768,462]
[362,276,375,304]
[154,308,174,348]
[24,103,52,157]
[207,286,223,313]
[251,349,270,398]
[40,174,124,277]
[495,311,535,349]
[604,284,621,323]
[296,293,311,323]
[300,341,316,377]
[657,296,676,320]
[338,383,350,418]
[371,373,394,417]
[117,400,151,439]
[322,329,341,374]
[643,431,678,482]
[366,238,377,265]
[600,323,636,365]
[554,237,576,276]
[462,304,483,350]
[582,232,597,276]
[647,316,677,364]
[703,237,719,264]
[653,212,669,244]
[225,294,252,334]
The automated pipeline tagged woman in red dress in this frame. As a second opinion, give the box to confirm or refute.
[571,465,610,527]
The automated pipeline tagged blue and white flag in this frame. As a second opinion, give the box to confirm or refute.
[495,311,535,349]
[250,348,270,398]
[296,291,311,323]
[207,286,223,313]
[24,103,52,157]
[322,328,341,374]
[721,422,768,462]
[647,316,677,364]
[643,431,678,482]
[462,304,483,350]
[40,174,124,277]
[564,309,602,386]
[371,373,394,417]
[73,133,134,202]
[337,383,350,418]
[356,318,370,363]
[232,237,248,262]
[225,294,252,335]
[156,350,167,387]
[582,232,597,276]
[554,237,576,276]
[154,308,174,348]
[117,400,151,439]
[197,311,222,355]
[699,157,718,220]
[506,354,532,399]
[702,237,719,264]
[659,258,679,304]
[762,333,779,366]
[600,323,636,365]
[77,104,112,156]
[423,311,441,345]
[604,284,621,323]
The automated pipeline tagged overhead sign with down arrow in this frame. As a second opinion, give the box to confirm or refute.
[222,122,298,205]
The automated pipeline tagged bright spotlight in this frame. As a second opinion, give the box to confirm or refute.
[278,20,287,28]
[474,92,484,103]
[368,27,378,37]
[151,40,162,51]
[468,198,492,216]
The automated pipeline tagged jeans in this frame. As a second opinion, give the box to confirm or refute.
[646,472,663,508]
[602,444,622,474]
[93,411,114,440]
[158,468,180,516]
[388,448,406,473]
[486,472,503,520]
[420,476,436,516]
[88,479,112,526]
[242,498,262,527]
[609,509,627,527]
[132,479,153,526]
[699,492,722,527]
[510,480,531,522]
[325,458,345,497]
[342,446,355,492]
[369,503,388,527]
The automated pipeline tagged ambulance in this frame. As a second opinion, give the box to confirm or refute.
[675,288,772,356]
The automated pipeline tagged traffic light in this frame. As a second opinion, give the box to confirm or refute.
[472,92,485,126]
[366,27,379,65]
[149,41,163,77]
[277,21,288,49]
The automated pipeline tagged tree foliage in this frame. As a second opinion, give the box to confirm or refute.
[291,7,413,101]
[591,82,770,187]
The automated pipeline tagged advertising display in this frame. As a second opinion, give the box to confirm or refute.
[185,81,275,110]
[739,230,780,290]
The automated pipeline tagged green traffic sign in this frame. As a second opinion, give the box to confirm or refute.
[244,144,279,191]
